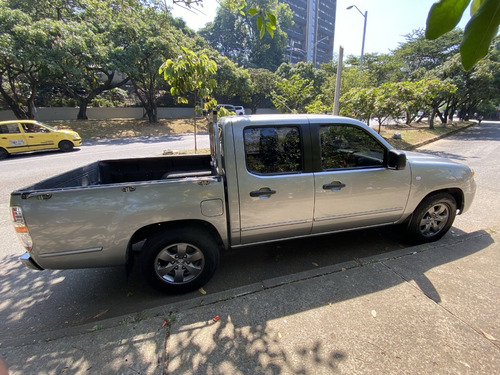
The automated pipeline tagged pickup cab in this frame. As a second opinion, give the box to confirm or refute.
[10,114,476,293]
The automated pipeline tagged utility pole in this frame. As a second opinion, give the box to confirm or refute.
[333,46,343,115]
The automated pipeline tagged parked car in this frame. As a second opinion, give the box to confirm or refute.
[217,104,245,115]
[0,120,82,159]
[11,114,476,293]
[234,106,246,115]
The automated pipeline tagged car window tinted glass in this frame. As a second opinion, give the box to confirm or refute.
[244,126,302,174]
[320,125,385,170]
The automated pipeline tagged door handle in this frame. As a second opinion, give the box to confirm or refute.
[250,187,276,198]
[323,182,346,190]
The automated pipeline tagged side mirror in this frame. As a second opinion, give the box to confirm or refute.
[387,149,406,170]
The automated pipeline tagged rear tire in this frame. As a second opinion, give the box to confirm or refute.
[407,193,457,244]
[0,148,8,160]
[59,140,74,152]
[141,226,219,293]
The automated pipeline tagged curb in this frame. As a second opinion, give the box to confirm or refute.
[405,122,477,150]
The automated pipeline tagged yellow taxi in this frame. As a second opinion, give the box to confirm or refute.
[0,120,82,159]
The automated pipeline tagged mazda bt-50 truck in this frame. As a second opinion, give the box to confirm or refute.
[10,114,476,293]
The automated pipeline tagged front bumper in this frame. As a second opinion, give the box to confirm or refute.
[20,252,44,271]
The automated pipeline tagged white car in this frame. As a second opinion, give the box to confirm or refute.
[218,104,245,115]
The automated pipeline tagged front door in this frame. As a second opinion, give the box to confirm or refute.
[236,125,315,244]
[20,122,56,150]
[312,123,411,233]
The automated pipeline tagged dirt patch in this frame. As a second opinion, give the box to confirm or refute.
[378,122,474,150]
[49,118,209,140]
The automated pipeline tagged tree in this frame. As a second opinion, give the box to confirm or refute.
[199,0,292,71]
[160,47,217,151]
[271,74,314,113]
[118,6,185,122]
[246,68,277,113]
[426,0,500,70]
[210,54,252,104]
[421,79,457,128]
[56,1,136,119]
[0,7,93,118]
[339,87,376,124]
[430,48,500,121]
[394,29,462,80]
[357,53,405,85]
[0,0,144,119]
[174,0,278,39]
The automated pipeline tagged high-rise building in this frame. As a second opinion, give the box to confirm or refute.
[282,0,337,66]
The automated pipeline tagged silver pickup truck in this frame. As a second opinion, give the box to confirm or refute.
[11,114,476,293]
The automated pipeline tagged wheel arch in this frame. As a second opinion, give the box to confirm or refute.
[422,188,464,214]
[126,219,225,260]
[401,188,464,228]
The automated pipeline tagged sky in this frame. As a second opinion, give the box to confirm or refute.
[169,0,470,58]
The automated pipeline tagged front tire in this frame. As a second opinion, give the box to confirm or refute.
[407,193,457,244]
[141,226,219,293]
[59,140,74,152]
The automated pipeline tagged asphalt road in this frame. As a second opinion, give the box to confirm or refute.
[0,122,498,343]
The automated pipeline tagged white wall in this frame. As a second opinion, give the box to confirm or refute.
[0,107,278,121]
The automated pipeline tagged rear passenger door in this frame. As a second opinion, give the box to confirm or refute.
[236,123,315,244]
[0,123,29,154]
[312,123,411,233]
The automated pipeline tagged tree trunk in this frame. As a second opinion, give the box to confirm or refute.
[77,99,89,120]
[429,109,436,129]
[145,103,157,122]
[26,84,38,119]
[436,110,446,125]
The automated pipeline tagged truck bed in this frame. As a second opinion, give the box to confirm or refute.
[14,154,214,192]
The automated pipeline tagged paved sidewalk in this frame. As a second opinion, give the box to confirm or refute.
[1,230,499,374]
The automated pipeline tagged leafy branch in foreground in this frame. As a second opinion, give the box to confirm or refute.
[426,0,500,70]
[175,0,276,38]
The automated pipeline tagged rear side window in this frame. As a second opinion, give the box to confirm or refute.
[320,125,385,170]
[244,126,302,174]
[0,123,21,134]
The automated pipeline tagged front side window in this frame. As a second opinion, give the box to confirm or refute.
[244,126,302,174]
[21,123,48,133]
[320,125,385,170]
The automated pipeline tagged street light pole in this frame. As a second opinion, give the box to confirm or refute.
[347,5,367,70]
[313,36,329,67]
